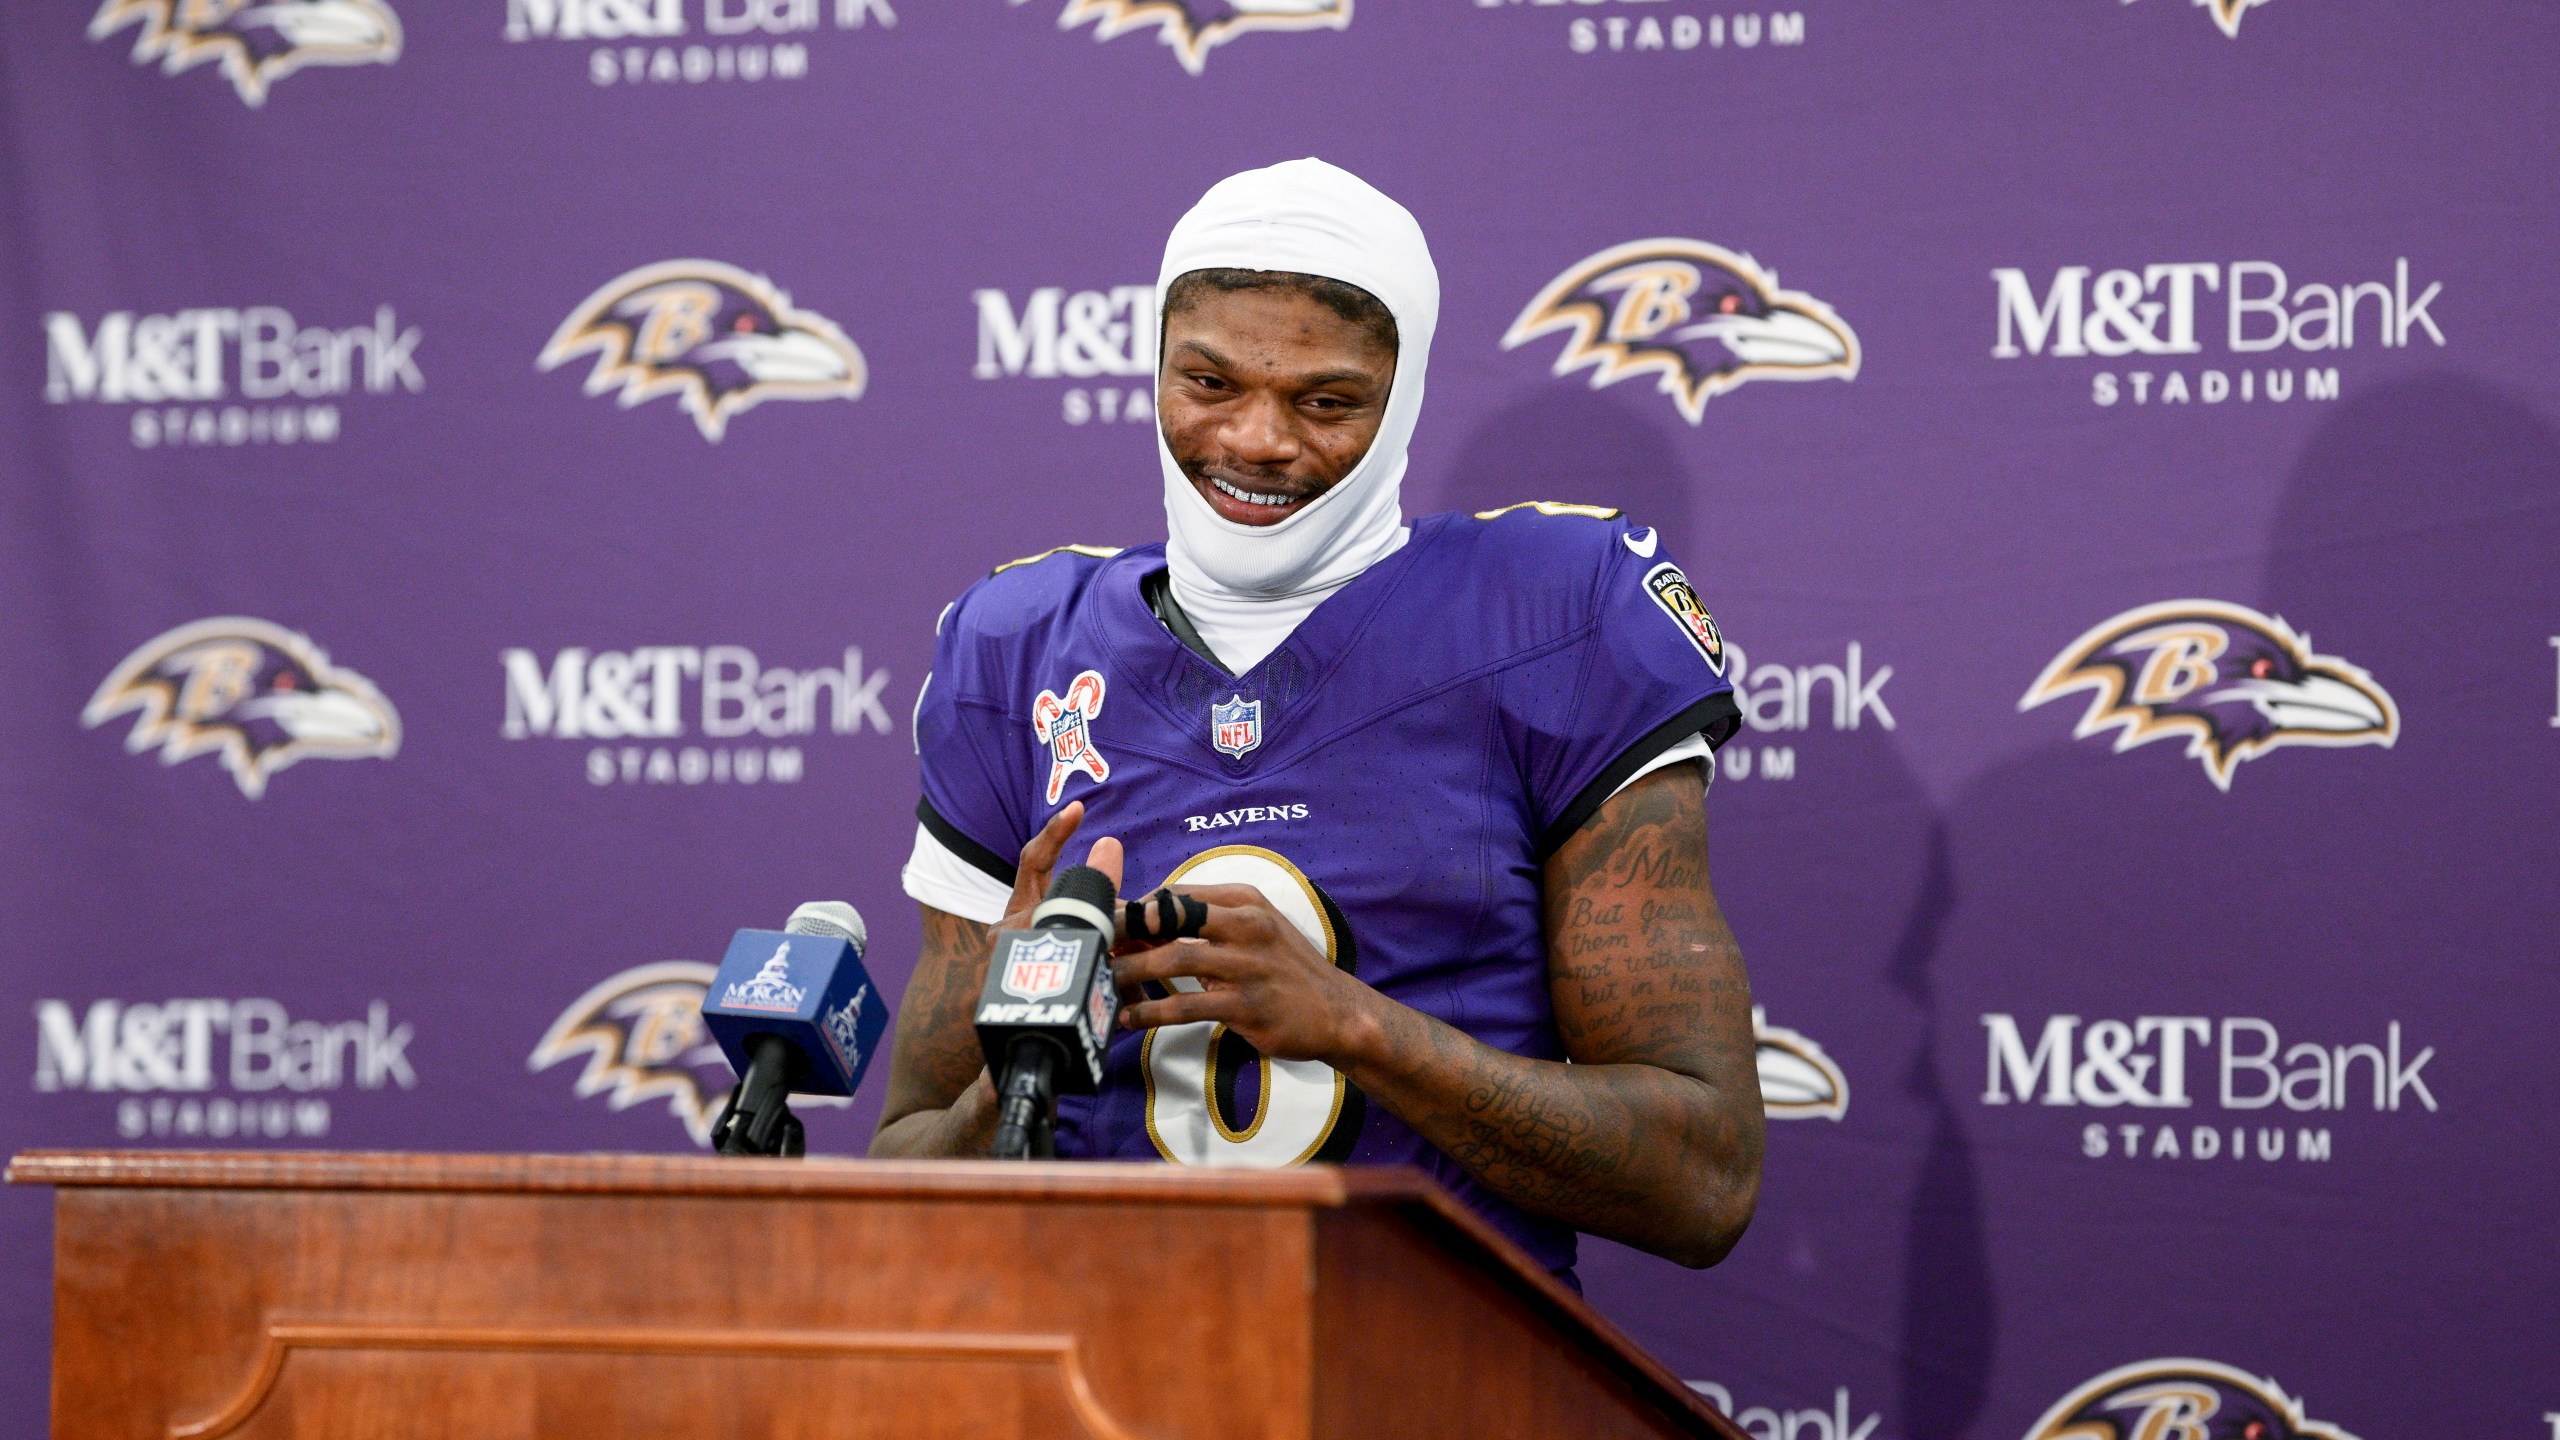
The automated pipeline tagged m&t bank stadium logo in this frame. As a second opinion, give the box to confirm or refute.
[540,260,866,442]
[2025,1360,2359,1440]
[89,0,401,106]
[1505,240,1857,424]
[2022,600,2395,791]
[1012,0,1352,75]
[84,617,400,798]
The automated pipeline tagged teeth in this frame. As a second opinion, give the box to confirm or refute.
[1210,476,1295,508]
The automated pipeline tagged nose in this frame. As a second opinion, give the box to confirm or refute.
[1218,390,1300,468]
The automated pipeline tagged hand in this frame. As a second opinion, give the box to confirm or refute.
[1000,801,1124,931]
[1112,884,1379,1066]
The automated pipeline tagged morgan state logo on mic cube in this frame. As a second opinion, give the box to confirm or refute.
[88,0,402,106]
[1989,256,2445,410]
[500,642,895,786]
[34,994,417,1141]
[1978,1011,2438,1164]
[1505,240,1858,424]
[500,0,899,89]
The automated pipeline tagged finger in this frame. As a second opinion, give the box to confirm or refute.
[1085,835,1125,895]
[1008,802,1083,915]
[1119,989,1244,1031]
[1111,939,1250,989]
[1165,884,1273,912]
[1173,901,1296,948]
[1118,889,1210,948]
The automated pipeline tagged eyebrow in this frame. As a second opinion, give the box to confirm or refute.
[1170,342,1381,391]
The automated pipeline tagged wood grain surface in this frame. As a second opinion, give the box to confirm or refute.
[13,1150,1742,1440]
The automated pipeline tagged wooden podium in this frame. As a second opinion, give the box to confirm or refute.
[9,1151,1741,1440]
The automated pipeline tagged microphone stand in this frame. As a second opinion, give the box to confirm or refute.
[712,1034,807,1157]
[989,1036,1061,1160]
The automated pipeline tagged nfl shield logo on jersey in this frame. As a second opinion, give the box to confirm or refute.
[1211,694,1263,758]
[1001,932,1079,1001]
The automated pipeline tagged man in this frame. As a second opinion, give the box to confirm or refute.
[875,159,1762,1276]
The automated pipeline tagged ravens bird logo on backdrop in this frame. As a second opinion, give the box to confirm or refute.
[539,260,867,443]
[1504,239,1858,425]
[83,617,400,799]
[529,963,733,1147]
[2021,600,2396,792]
[531,961,852,1145]
[1019,0,1353,75]
[1753,1009,1848,1121]
[89,0,402,106]
[2197,0,2274,39]
[2024,1359,2362,1440]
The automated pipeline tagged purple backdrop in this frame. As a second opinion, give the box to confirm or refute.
[4,2,2556,1436]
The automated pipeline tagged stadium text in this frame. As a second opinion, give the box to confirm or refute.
[1991,259,2442,408]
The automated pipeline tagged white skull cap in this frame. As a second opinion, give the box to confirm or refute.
[1155,158,1438,605]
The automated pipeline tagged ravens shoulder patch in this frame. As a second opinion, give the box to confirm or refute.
[1642,562,1725,673]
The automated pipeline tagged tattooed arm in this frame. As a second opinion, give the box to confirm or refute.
[870,804,1123,1157]
[1113,761,1763,1266]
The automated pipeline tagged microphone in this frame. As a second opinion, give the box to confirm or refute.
[702,900,889,1157]
[975,866,1121,1160]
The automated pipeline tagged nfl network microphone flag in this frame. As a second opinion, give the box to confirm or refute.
[700,929,888,1098]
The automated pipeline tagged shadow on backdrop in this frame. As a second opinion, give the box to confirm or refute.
[1901,372,2560,1438]
[1422,386,1699,558]
[1434,384,1989,1416]
[1888,820,1995,1440]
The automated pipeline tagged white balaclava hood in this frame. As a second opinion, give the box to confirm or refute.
[1157,159,1439,624]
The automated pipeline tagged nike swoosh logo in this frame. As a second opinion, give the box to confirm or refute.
[1622,528,1659,558]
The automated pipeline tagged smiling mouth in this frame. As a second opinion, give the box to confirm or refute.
[1208,474,1301,512]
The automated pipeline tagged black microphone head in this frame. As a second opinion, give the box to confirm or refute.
[1032,865,1119,945]
[1045,864,1117,911]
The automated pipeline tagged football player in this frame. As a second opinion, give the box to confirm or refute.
[875,159,1762,1276]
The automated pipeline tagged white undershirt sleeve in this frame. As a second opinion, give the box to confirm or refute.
[901,823,1012,924]
[1609,731,1715,800]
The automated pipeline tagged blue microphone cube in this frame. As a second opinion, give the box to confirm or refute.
[700,929,888,1098]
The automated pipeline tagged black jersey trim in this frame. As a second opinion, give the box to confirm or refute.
[1139,567,1233,676]
[1539,691,1743,860]
[916,796,1017,887]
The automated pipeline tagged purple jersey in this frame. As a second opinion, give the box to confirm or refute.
[913,504,1739,1275]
